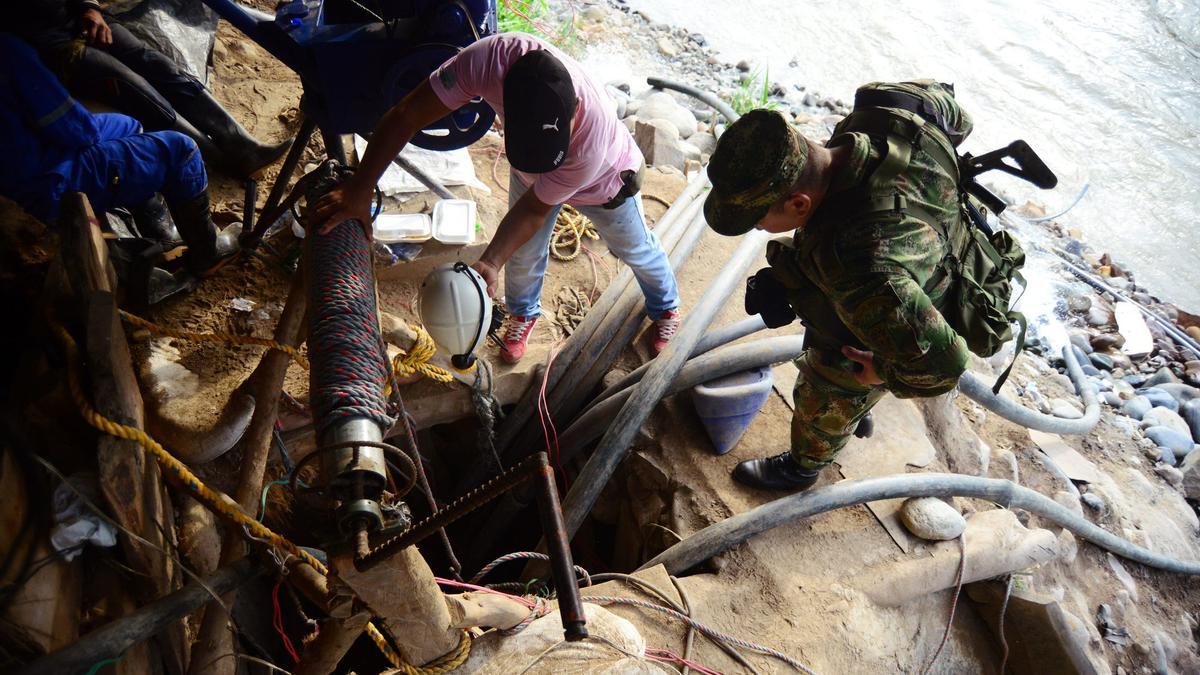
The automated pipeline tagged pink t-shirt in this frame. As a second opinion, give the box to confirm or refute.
[429,33,641,207]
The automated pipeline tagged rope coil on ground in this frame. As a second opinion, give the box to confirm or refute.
[550,205,598,262]
[119,310,309,370]
[51,317,468,672]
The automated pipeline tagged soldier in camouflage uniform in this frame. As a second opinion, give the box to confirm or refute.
[704,80,975,491]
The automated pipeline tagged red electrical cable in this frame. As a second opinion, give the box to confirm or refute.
[536,344,567,489]
[272,579,301,664]
[435,577,539,609]
[644,647,722,675]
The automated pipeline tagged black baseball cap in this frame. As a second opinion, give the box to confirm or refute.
[503,50,577,173]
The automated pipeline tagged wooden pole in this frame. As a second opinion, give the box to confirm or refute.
[186,271,308,675]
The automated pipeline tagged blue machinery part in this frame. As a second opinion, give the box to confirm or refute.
[201,0,498,149]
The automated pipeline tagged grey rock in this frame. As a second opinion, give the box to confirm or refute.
[1181,449,1200,499]
[1123,374,1148,388]
[678,140,702,162]
[1089,353,1115,371]
[634,119,685,170]
[1087,305,1113,327]
[1154,464,1184,488]
[1067,294,1093,314]
[1140,407,1192,438]
[1050,399,1083,419]
[1070,344,1090,365]
[656,36,678,57]
[1069,332,1094,354]
[1091,333,1126,351]
[639,92,698,139]
[1081,492,1106,512]
[688,132,717,156]
[899,497,965,541]
[1144,367,1179,388]
[1112,380,1136,400]
[1049,373,1074,392]
[736,59,752,72]
[1122,396,1152,420]
[1144,426,1193,456]
[1138,387,1180,412]
[1182,399,1200,442]
[1158,446,1177,467]
[1109,276,1131,291]
[1053,491,1084,517]
[1081,364,1102,377]
[1102,392,1123,407]
[1151,382,1200,405]
[688,32,707,46]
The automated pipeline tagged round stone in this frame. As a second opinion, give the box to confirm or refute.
[900,497,966,541]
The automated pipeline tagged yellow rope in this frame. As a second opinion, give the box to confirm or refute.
[119,310,310,370]
[550,205,598,262]
[51,318,470,672]
[392,631,473,675]
[388,325,455,386]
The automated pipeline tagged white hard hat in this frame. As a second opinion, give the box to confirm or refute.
[419,262,491,369]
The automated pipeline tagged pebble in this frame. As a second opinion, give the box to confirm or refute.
[1102,391,1123,407]
[1152,382,1200,405]
[899,497,965,541]
[639,92,698,139]
[1144,426,1194,456]
[1080,364,1101,377]
[1091,333,1126,351]
[1081,492,1106,513]
[1049,373,1074,392]
[1181,449,1200,499]
[656,36,678,57]
[1089,353,1114,371]
[1122,396,1151,420]
[1154,464,1184,488]
[1087,306,1113,327]
[1067,294,1093,314]
[1140,407,1192,438]
[1138,387,1180,412]
[1158,446,1177,467]
[1144,367,1179,388]
[1123,373,1148,388]
[1113,380,1136,400]
[736,59,752,72]
[1182,399,1200,442]
[1187,326,1200,343]
[1050,399,1083,419]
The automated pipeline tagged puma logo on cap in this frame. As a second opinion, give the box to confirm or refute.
[542,118,560,131]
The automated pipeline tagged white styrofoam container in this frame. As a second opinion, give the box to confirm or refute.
[432,199,477,245]
[374,212,432,243]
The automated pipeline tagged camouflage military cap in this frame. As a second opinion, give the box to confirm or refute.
[704,109,808,236]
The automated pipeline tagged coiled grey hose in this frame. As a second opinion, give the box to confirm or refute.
[638,473,1200,577]
[957,346,1099,435]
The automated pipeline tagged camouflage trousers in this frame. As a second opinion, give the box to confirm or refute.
[790,347,886,470]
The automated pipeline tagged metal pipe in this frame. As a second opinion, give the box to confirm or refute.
[958,346,1099,435]
[242,115,316,250]
[22,560,260,675]
[646,77,740,124]
[392,155,457,200]
[592,316,769,406]
[637,473,1200,577]
[560,230,769,537]
[532,455,588,642]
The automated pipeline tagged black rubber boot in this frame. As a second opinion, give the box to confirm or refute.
[171,114,228,170]
[854,412,874,439]
[174,89,292,179]
[130,194,182,247]
[732,452,821,492]
[109,239,195,307]
[167,191,239,276]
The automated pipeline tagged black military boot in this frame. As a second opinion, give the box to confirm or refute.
[167,191,239,276]
[731,452,821,492]
[130,194,182,248]
[174,89,292,179]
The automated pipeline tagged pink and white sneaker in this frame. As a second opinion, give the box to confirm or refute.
[650,309,681,355]
[500,314,538,364]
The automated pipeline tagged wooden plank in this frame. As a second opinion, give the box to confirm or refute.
[837,396,937,553]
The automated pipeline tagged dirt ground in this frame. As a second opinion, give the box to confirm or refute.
[74,9,1200,675]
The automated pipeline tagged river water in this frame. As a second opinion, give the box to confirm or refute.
[628,0,1200,310]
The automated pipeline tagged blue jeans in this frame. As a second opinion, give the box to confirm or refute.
[505,172,680,320]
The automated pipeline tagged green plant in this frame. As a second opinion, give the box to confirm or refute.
[728,68,778,115]
[497,0,580,54]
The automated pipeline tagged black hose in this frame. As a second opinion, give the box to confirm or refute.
[647,77,740,124]
[559,335,805,464]
[392,154,456,201]
[560,230,770,537]
[957,346,1099,435]
[638,473,1200,577]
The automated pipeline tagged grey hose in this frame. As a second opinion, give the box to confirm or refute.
[957,346,1099,435]
[391,155,456,200]
[560,230,769,537]
[647,77,740,124]
[593,316,770,406]
[638,473,1200,577]
[559,335,806,464]
[1021,183,1089,223]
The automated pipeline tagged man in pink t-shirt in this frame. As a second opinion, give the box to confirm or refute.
[313,33,680,363]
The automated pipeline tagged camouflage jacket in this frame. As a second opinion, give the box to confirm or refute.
[772,81,974,398]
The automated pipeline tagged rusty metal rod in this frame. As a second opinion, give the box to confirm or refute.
[532,455,588,642]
